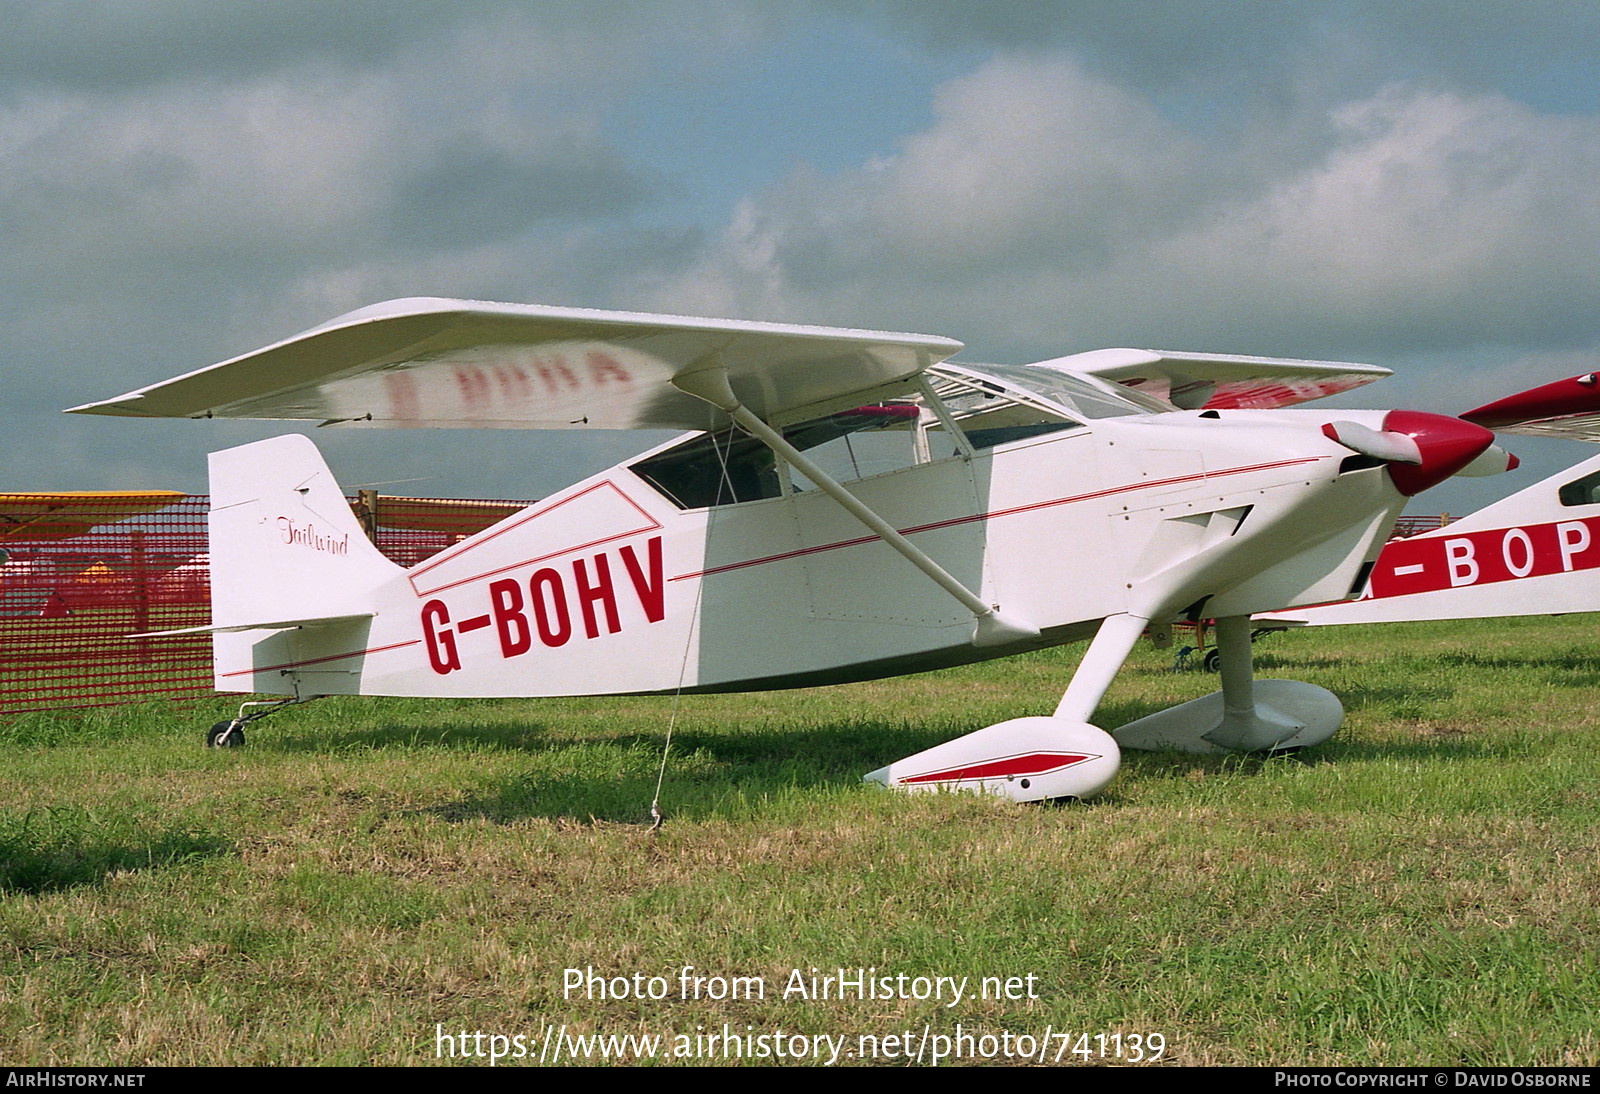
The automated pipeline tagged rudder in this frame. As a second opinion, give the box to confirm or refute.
[208,434,403,630]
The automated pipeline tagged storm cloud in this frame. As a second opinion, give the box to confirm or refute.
[3,2,1595,511]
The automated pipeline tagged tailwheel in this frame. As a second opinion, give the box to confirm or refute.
[1203,627,1276,673]
[201,695,317,750]
[206,720,245,748]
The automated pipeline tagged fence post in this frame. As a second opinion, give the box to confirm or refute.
[355,489,380,545]
[129,527,150,663]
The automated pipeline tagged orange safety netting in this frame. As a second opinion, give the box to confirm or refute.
[1389,514,1456,539]
[0,492,533,715]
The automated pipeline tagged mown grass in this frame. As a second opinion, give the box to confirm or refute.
[2,616,1598,1066]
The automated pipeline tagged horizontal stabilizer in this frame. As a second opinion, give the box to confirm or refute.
[132,612,374,638]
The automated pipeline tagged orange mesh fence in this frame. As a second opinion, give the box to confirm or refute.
[0,492,533,715]
[357,494,528,568]
[1390,514,1456,539]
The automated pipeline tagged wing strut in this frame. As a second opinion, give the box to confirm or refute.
[672,363,1039,648]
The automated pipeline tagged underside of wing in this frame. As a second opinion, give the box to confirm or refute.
[0,491,187,541]
[1461,373,1600,441]
[65,297,964,432]
[369,496,529,537]
[1055,348,1390,411]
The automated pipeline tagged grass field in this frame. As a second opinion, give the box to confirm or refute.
[2,615,1598,1067]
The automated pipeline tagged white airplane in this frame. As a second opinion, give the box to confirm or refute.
[1273,371,1600,628]
[67,298,1516,801]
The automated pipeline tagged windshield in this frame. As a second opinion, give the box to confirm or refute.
[630,361,1150,510]
[945,362,1173,418]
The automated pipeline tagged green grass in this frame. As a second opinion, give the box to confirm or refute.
[2,616,1598,1066]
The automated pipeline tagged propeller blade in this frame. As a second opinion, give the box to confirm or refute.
[1321,420,1422,464]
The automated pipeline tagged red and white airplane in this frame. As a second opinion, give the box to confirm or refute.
[68,298,1517,800]
[1275,372,1600,628]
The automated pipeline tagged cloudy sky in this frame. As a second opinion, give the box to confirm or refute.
[6,1,1599,514]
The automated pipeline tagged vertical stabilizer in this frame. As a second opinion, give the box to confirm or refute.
[209,434,403,629]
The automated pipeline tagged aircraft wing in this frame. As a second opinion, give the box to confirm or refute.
[1059,348,1390,410]
[0,491,186,541]
[65,297,964,432]
[371,496,528,537]
[1461,373,1600,440]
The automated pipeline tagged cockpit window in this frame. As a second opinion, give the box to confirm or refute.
[1559,468,1600,507]
[630,362,1122,510]
[950,363,1173,418]
[920,369,1083,452]
[630,405,921,508]
[630,429,777,509]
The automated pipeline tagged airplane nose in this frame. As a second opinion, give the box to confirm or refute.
[1377,410,1498,496]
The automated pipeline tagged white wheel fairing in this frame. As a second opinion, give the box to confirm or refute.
[1112,679,1343,754]
[865,717,1121,802]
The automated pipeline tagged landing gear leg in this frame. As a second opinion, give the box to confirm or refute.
[1114,615,1342,754]
[204,696,317,749]
[864,614,1146,802]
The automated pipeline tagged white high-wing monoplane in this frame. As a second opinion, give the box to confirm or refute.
[68,298,1516,800]
[1275,372,1600,628]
